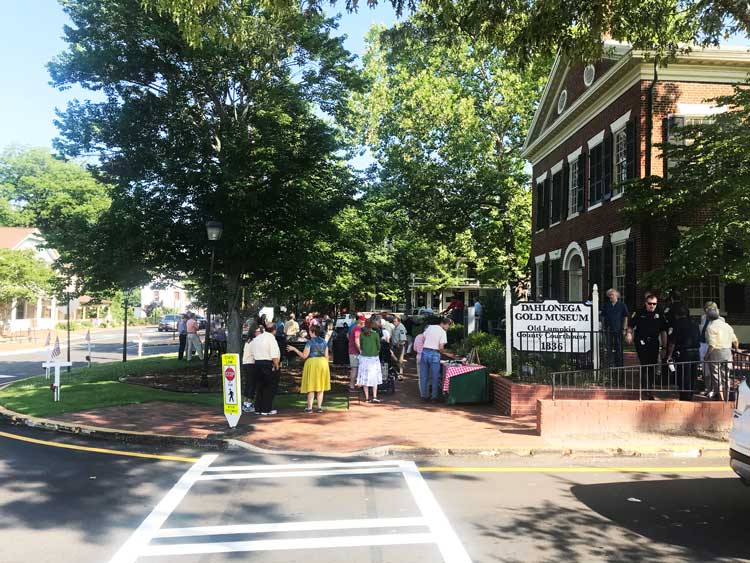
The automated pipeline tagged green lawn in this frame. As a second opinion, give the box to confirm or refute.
[0,355,348,417]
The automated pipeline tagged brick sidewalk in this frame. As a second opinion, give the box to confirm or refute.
[52,368,546,453]
[48,362,729,455]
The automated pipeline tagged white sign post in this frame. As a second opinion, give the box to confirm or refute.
[221,353,242,428]
[44,331,52,380]
[504,284,512,375]
[85,329,92,367]
[512,299,593,353]
[134,332,147,358]
[42,360,73,401]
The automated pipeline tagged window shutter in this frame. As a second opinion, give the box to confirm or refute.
[542,260,549,299]
[626,120,636,179]
[577,153,585,212]
[551,172,561,223]
[543,177,551,229]
[531,263,537,299]
[588,249,602,296]
[535,182,544,230]
[551,260,562,300]
[625,239,636,311]
[603,133,613,197]
[562,161,569,219]
[603,242,613,292]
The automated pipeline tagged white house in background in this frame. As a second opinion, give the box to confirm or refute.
[139,282,192,315]
[0,227,73,334]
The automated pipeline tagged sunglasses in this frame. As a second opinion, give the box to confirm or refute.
[646,302,658,306]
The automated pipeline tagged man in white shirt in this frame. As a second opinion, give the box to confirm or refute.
[250,323,281,415]
[419,317,455,401]
[391,316,408,377]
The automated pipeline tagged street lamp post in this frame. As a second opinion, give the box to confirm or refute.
[122,296,128,363]
[66,294,71,373]
[202,220,223,388]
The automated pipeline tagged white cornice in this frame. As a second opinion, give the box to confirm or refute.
[550,160,564,175]
[523,50,750,165]
[567,147,582,163]
[610,110,632,133]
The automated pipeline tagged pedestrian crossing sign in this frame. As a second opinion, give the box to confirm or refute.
[221,353,241,427]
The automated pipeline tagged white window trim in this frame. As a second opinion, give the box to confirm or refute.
[550,160,564,175]
[536,172,548,184]
[567,147,582,163]
[676,103,727,116]
[610,228,631,245]
[611,192,624,202]
[568,212,579,220]
[588,201,603,211]
[587,130,605,149]
[534,254,546,264]
[549,221,561,228]
[549,249,562,260]
[586,236,604,251]
[609,110,631,133]
[562,242,586,270]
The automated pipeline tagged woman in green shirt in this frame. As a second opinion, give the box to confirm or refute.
[356,318,383,402]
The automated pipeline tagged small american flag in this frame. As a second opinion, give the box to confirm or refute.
[51,336,61,359]
[44,331,51,347]
[85,329,91,343]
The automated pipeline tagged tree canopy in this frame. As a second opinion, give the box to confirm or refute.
[0,249,54,304]
[50,0,361,351]
[624,84,750,290]
[351,22,548,288]
[143,0,750,66]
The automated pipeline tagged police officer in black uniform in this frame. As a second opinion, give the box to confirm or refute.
[626,294,667,399]
[666,304,700,401]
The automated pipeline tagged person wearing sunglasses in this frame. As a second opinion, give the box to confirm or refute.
[626,294,667,399]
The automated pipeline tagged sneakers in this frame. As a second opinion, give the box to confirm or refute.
[304,407,313,413]
[242,401,254,413]
[370,398,381,403]
[261,410,278,416]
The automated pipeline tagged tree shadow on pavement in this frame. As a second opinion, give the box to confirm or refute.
[474,474,748,562]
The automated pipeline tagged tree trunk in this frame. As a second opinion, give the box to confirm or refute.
[226,274,243,355]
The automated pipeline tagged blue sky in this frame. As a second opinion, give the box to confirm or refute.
[0,0,398,151]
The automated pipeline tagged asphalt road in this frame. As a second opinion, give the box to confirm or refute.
[0,422,746,563]
[0,327,180,382]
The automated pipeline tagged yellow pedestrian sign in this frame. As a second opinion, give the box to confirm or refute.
[221,353,242,427]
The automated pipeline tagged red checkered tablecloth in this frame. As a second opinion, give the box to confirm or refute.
[442,364,486,392]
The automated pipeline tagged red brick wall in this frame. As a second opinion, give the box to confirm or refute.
[492,374,637,418]
[547,59,619,129]
[531,77,738,303]
[537,399,734,437]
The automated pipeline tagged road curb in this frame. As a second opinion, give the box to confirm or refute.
[0,405,231,451]
[0,403,729,459]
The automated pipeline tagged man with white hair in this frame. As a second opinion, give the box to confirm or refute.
[704,303,739,399]
[601,288,629,367]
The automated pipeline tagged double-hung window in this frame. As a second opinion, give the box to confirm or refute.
[568,158,579,216]
[613,242,626,295]
[613,128,628,196]
[535,262,544,300]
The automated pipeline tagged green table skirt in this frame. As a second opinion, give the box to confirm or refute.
[445,367,491,405]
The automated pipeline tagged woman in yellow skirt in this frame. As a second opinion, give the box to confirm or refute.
[287,325,331,412]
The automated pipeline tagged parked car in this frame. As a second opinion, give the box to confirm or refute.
[730,374,750,485]
[157,314,181,332]
[196,316,207,330]
[335,314,356,329]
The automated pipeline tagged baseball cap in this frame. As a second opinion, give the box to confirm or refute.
[357,313,366,321]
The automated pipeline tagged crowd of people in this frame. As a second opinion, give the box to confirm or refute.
[601,289,739,401]
[170,306,463,414]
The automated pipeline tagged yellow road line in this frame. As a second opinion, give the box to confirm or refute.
[0,430,733,473]
[418,466,731,473]
[0,430,199,463]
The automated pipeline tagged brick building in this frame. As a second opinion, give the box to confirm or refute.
[522,42,750,339]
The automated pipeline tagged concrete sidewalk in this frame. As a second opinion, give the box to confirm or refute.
[38,368,729,458]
